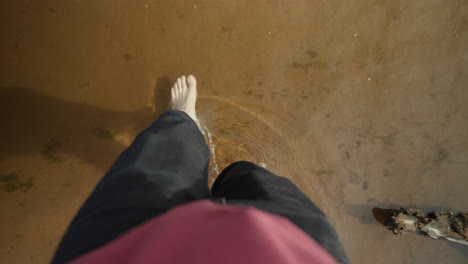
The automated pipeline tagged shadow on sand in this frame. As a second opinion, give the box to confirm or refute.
[0,77,173,174]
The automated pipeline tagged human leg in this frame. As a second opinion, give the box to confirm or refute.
[52,75,209,263]
[211,161,350,264]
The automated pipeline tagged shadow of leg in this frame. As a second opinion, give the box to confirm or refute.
[152,77,172,117]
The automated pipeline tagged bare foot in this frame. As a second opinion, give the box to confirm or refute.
[171,75,199,125]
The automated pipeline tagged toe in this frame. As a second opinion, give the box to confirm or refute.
[181,75,187,90]
[187,75,197,88]
[176,85,182,100]
[177,77,183,90]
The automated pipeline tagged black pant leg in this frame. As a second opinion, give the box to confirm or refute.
[211,161,350,264]
[52,110,211,263]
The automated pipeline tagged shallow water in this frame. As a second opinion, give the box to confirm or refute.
[1,0,467,263]
[200,96,298,184]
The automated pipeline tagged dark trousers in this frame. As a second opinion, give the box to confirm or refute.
[51,110,349,264]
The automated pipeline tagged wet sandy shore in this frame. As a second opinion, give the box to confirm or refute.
[1,0,467,262]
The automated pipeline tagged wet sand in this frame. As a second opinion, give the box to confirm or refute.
[1,0,467,263]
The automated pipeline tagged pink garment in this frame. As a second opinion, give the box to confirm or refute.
[70,200,338,264]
